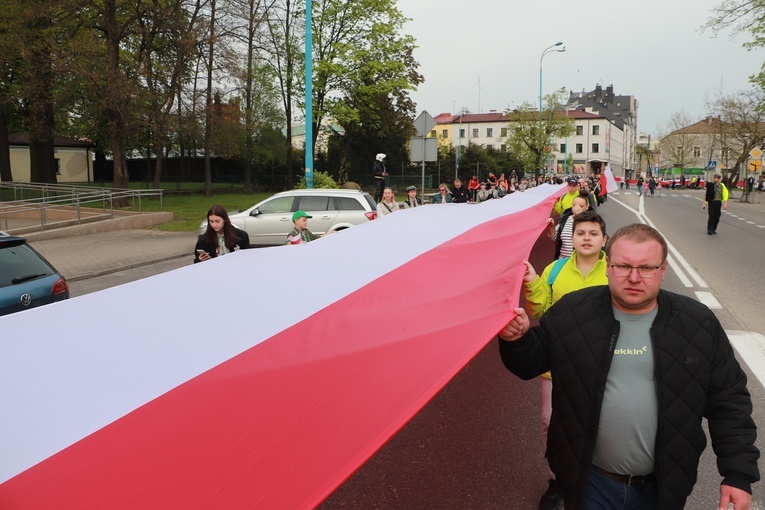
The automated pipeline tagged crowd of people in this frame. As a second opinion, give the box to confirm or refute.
[190,157,759,509]
[369,172,607,214]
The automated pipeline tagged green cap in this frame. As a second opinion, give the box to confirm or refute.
[292,210,312,222]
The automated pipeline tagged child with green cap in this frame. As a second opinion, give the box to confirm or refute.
[286,210,319,245]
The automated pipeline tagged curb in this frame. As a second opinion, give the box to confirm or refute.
[66,252,191,282]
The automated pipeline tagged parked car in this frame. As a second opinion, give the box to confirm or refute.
[0,232,69,316]
[198,189,378,246]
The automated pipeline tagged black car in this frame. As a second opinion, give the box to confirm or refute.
[0,232,69,316]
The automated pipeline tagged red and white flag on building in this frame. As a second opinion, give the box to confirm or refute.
[0,185,563,509]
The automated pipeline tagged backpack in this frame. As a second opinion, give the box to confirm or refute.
[547,256,570,286]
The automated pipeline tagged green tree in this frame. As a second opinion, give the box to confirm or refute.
[705,2,765,88]
[505,91,575,177]
[0,0,81,183]
[310,0,421,167]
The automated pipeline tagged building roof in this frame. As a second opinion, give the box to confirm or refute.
[8,133,94,148]
[435,110,602,124]
[435,112,506,124]
[289,123,345,137]
[670,116,727,135]
[566,84,636,130]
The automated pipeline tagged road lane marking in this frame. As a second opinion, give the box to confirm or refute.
[694,291,722,309]
[728,331,765,390]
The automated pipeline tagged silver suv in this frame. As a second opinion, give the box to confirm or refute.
[198,189,378,246]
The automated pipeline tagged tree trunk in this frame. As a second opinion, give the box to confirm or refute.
[26,10,57,184]
[0,105,12,182]
[152,131,164,189]
[202,0,216,198]
[103,0,129,203]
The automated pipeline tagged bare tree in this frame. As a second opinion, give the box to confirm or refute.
[264,0,303,189]
[135,0,207,189]
[657,110,698,173]
[707,88,765,187]
[220,0,282,191]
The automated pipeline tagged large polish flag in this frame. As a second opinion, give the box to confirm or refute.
[0,184,562,509]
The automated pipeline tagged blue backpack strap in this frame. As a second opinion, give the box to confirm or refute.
[547,256,570,286]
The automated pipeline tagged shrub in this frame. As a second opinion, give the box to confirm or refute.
[296,171,339,189]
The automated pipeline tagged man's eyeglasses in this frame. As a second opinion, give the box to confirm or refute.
[609,264,664,278]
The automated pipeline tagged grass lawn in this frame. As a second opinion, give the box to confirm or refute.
[137,192,271,232]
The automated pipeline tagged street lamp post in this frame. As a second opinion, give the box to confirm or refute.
[539,42,565,176]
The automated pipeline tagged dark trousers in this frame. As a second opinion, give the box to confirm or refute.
[375,178,385,202]
[582,467,658,510]
[707,200,722,233]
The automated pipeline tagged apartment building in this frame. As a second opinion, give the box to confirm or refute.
[566,84,639,179]
[432,109,627,177]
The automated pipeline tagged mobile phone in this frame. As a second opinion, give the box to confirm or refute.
[196,249,207,255]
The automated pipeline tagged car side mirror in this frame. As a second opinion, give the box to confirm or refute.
[250,208,260,217]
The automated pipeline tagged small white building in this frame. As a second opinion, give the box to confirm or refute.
[8,133,94,183]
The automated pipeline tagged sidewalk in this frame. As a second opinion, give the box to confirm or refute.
[31,229,198,282]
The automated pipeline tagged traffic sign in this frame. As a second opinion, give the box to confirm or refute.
[749,147,762,159]
[707,160,717,170]
[409,137,437,162]
[413,111,437,138]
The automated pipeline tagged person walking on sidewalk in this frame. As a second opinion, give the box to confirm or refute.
[497,223,759,510]
[703,173,729,235]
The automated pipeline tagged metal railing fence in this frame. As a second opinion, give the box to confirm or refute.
[0,182,163,232]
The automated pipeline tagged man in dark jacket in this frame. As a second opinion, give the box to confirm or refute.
[497,223,759,510]
[451,178,470,203]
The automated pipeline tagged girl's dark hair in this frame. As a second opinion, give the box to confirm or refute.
[204,204,241,250]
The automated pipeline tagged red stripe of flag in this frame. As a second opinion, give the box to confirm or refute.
[0,195,557,508]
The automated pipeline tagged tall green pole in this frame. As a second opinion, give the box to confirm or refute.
[304,0,313,188]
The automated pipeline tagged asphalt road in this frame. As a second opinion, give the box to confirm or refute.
[69,190,765,509]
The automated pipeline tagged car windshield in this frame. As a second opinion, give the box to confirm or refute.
[0,243,56,288]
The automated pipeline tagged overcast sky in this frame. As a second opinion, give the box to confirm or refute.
[396,0,763,136]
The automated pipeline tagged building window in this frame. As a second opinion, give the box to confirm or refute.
[501,144,506,151]
[693,146,701,158]
[576,143,583,153]
[487,128,493,137]
[560,143,566,153]
[592,125,600,135]
[592,143,600,153]
[576,125,583,136]
[460,129,465,138]
[472,128,479,138]
[721,147,729,159]
[430,130,436,138]
[501,127,508,137]
[442,129,448,138]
